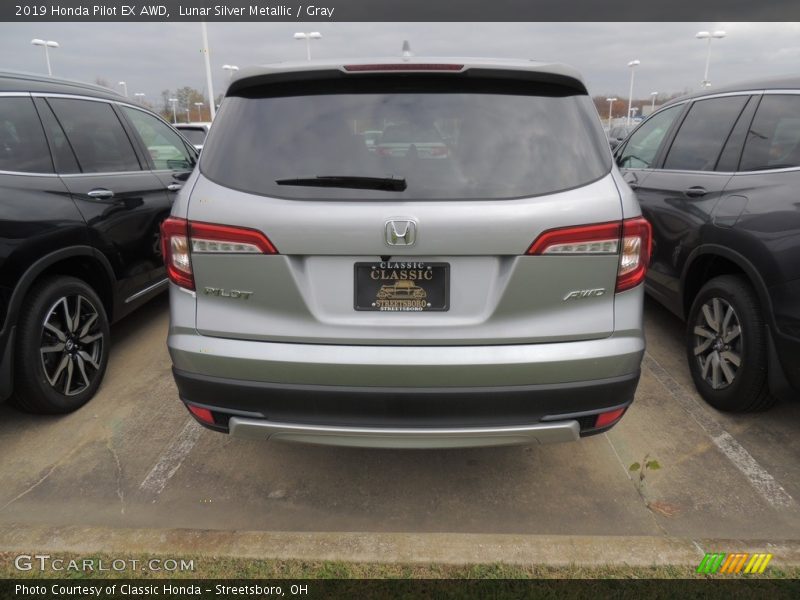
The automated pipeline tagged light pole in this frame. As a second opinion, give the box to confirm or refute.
[294,32,321,61]
[630,107,639,121]
[696,30,726,88]
[169,98,178,123]
[118,81,128,97]
[134,92,145,104]
[605,97,617,129]
[650,91,658,112]
[184,108,190,123]
[194,102,204,122]
[222,64,239,80]
[31,39,59,76]
[627,60,640,126]
[200,22,216,121]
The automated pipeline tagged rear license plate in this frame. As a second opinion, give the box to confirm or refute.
[354,262,449,312]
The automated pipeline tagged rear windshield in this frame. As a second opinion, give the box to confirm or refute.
[200,76,611,200]
[178,127,207,145]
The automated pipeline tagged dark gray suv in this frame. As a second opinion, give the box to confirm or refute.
[616,76,800,411]
[162,58,651,448]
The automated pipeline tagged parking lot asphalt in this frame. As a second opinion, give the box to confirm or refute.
[1,294,799,551]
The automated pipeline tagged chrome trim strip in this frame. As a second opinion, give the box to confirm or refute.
[735,166,800,175]
[690,90,764,100]
[58,170,143,177]
[228,417,581,448]
[124,278,168,304]
[0,92,31,97]
[31,91,129,106]
[645,169,736,176]
[0,169,58,177]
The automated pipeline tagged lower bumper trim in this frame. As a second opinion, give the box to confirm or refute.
[228,417,580,448]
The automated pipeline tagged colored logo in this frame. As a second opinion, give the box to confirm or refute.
[697,552,773,574]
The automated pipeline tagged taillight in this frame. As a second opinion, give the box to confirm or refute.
[615,217,652,293]
[526,217,652,294]
[160,217,279,291]
[160,217,193,290]
[189,222,277,255]
[527,222,621,256]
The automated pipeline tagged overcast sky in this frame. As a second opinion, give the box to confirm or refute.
[2,22,799,105]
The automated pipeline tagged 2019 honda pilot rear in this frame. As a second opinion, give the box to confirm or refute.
[163,58,650,448]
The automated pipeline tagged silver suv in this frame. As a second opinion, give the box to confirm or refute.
[163,58,650,448]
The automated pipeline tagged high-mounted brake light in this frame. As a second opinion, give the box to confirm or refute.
[526,217,652,294]
[343,63,464,72]
[160,217,279,291]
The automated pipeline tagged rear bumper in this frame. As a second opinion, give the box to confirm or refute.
[173,368,640,445]
[227,418,581,449]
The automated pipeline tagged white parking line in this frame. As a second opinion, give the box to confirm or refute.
[643,353,796,509]
[139,419,202,498]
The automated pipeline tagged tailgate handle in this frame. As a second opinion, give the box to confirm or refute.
[686,186,708,198]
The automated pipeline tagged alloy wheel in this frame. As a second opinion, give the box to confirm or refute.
[692,297,743,390]
[39,295,105,396]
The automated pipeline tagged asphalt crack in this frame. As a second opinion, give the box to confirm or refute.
[0,462,61,513]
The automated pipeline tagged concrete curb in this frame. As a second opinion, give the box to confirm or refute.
[2,524,800,567]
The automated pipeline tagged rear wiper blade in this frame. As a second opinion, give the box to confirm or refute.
[275,175,407,192]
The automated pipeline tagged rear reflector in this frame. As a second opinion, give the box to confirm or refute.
[186,404,215,425]
[595,407,627,428]
[526,217,652,294]
[160,217,279,291]
[344,63,464,72]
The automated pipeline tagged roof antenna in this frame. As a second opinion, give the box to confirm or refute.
[401,40,413,58]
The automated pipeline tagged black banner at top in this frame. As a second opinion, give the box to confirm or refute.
[2,0,799,22]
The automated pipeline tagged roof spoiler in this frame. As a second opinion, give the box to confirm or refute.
[227,66,588,97]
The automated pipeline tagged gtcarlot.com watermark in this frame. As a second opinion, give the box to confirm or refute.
[14,554,195,573]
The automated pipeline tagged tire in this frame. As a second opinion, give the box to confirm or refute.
[11,276,110,414]
[686,275,776,412]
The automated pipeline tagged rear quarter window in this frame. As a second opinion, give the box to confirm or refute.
[200,76,611,200]
[663,96,748,172]
[0,97,53,173]
[741,95,800,171]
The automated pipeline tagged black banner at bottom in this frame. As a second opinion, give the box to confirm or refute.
[3,579,800,600]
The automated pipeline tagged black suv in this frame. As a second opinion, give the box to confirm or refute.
[615,76,800,411]
[0,71,197,413]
